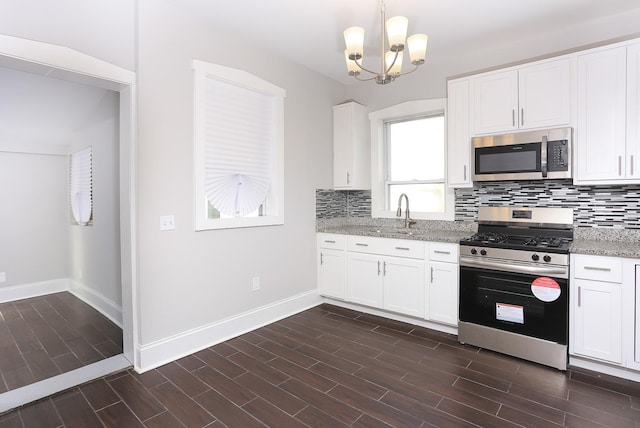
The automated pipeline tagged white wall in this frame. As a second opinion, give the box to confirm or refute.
[0,0,135,71]
[68,90,122,319]
[0,151,68,287]
[136,0,344,352]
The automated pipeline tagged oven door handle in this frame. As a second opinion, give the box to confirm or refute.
[460,257,568,277]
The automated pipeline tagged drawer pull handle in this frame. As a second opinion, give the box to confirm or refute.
[584,266,612,272]
[324,240,336,244]
[434,250,451,255]
[355,243,369,247]
[395,246,410,250]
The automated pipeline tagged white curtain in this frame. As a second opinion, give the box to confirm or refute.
[204,76,275,217]
[70,146,92,225]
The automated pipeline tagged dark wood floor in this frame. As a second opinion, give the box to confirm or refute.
[0,292,123,393]
[2,303,640,427]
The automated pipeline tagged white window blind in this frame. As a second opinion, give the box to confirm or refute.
[204,77,275,217]
[69,146,92,225]
[193,60,286,231]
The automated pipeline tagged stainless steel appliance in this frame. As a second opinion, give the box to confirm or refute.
[458,206,573,370]
[472,127,572,182]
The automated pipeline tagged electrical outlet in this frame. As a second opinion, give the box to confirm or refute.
[0,272,5,283]
[252,276,260,291]
[160,215,175,231]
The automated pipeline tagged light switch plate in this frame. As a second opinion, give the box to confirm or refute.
[160,215,175,231]
[0,272,6,283]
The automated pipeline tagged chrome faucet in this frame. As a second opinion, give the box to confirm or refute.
[396,193,416,229]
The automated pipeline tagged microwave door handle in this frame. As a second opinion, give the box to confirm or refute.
[541,136,548,178]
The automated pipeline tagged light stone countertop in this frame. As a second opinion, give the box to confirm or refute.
[316,218,476,244]
[571,227,640,258]
[318,219,640,259]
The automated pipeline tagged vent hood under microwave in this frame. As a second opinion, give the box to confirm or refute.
[472,127,572,182]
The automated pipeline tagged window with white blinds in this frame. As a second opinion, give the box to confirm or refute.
[69,146,93,226]
[193,60,286,230]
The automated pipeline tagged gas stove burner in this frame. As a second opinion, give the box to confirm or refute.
[523,236,568,248]
[467,232,508,244]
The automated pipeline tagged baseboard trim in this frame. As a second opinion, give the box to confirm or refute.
[322,297,459,336]
[0,354,131,414]
[135,290,322,373]
[569,356,640,383]
[69,279,123,327]
[0,278,68,303]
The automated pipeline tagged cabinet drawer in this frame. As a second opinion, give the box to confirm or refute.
[347,236,424,259]
[318,233,346,250]
[428,242,459,263]
[573,255,622,283]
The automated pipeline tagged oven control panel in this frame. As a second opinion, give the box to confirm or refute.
[459,245,568,267]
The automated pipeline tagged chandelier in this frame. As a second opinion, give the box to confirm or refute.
[343,0,428,84]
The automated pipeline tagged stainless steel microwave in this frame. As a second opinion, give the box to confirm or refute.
[472,127,572,182]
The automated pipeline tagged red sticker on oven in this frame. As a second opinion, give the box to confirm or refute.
[531,277,561,302]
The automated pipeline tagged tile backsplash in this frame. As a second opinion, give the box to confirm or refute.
[317,180,640,229]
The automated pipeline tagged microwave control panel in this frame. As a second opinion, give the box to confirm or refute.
[547,140,569,171]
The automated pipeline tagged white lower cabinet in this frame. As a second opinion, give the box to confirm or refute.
[346,236,425,317]
[317,234,347,300]
[318,233,459,329]
[426,243,459,326]
[382,257,425,318]
[347,252,384,308]
[427,261,459,326]
[570,254,640,378]
[571,277,623,364]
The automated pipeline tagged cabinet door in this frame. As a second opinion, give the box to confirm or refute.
[576,46,627,182]
[627,42,640,180]
[382,256,424,318]
[447,79,472,188]
[518,58,571,130]
[333,103,354,188]
[572,278,622,364]
[333,102,370,190]
[473,70,518,134]
[318,249,346,300]
[347,253,383,308]
[426,261,459,326]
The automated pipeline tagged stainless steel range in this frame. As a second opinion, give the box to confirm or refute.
[458,206,574,370]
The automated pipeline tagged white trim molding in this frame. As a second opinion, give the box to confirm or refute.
[0,278,68,303]
[69,279,123,327]
[135,290,322,373]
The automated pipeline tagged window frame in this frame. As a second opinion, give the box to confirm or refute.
[369,99,454,221]
[193,59,286,231]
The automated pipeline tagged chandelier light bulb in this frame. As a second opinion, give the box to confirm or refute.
[344,49,361,75]
[344,27,365,59]
[385,51,403,75]
[386,16,408,51]
[407,34,428,65]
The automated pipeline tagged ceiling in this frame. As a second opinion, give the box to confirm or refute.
[174,0,640,85]
[0,66,112,147]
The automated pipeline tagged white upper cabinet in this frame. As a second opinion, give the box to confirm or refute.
[333,101,370,189]
[575,41,640,184]
[472,57,571,135]
[447,78,472,188]
[627,42,640,181]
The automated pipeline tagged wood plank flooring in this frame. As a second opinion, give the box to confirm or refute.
[0,292,123,393]
[2,303,640,427]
